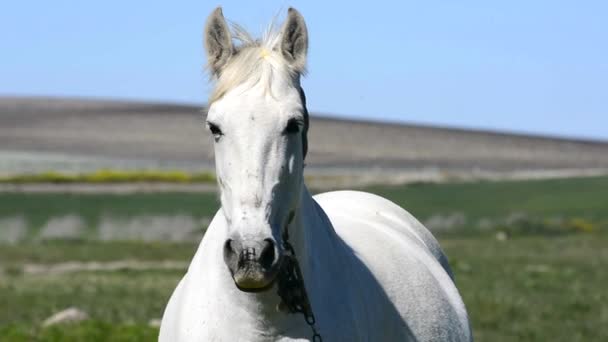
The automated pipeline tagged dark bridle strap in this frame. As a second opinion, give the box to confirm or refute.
[277,210,322,341]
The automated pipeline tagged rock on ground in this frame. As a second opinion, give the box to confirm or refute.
[42,307,89,327]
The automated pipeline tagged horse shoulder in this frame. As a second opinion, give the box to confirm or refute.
[313,190,471,341]
[159,210,231,341]
[313,190,454,278]
[159,275,187,341]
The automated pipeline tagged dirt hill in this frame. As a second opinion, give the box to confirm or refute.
[1,97,607,178]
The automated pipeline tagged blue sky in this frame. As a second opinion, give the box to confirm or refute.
[1,1,606,140]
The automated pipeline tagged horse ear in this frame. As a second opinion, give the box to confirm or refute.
[204,7,233,76]
[279,8,308,73]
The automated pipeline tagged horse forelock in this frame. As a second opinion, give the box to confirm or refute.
[208,22,304,104]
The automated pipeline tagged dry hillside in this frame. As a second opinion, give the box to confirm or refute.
[1,97,607,178]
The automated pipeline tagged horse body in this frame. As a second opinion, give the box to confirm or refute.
[160,7,471,341]
[160,188,471,341]
[314,190,471,341]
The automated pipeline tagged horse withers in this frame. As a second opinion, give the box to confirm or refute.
[159,7,472,342]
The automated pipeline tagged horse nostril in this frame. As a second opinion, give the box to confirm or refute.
[223,239,236,261]
[259,238,276,270]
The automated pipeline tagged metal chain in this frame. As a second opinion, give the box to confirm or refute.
[277,230,323,342]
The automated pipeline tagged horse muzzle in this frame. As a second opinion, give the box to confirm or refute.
[223,237,282,292]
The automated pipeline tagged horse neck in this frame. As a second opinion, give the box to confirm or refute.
[287,184,343,286]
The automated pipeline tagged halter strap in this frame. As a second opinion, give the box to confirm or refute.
[277,211,322,341]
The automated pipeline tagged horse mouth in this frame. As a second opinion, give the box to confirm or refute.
[232,261,281,293]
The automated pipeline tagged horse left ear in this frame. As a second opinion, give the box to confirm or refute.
[280,8,308,74]
[204,7,234,77]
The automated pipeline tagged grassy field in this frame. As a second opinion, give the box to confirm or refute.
[2,175,608,242]
[0,176,607,340]
[367,176,608,226]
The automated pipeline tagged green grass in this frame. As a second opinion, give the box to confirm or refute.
[2,175,606,241]
[364,176,608,236]
[0,269,181,326]
[0,243,186,340]
[0,192,219,241]
[0,243,185,340]
[444,233,608,341]
[0,192,217,218]
[1,175,607,340]
[0,240,198,267]
[1,234,606,341]
[0,321,159,342]
[365,176,608,224]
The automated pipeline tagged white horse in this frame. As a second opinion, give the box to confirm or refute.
[160,7,472,342]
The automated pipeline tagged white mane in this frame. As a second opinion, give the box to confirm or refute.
[209,23,303,103]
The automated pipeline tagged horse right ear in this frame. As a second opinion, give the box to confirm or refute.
[279,8,308,74]
[204,7,233,76]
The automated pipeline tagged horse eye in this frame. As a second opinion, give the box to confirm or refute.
[284,119,301,134]
[207,122,223,139]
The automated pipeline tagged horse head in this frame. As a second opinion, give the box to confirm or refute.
[204,7,309,292]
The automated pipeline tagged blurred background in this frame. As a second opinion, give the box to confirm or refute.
[1,1,607,341]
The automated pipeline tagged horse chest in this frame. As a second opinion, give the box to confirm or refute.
[195,294,361,341]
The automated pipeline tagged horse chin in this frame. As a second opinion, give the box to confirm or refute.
[232,265,279,293]
[235,278,276,293]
